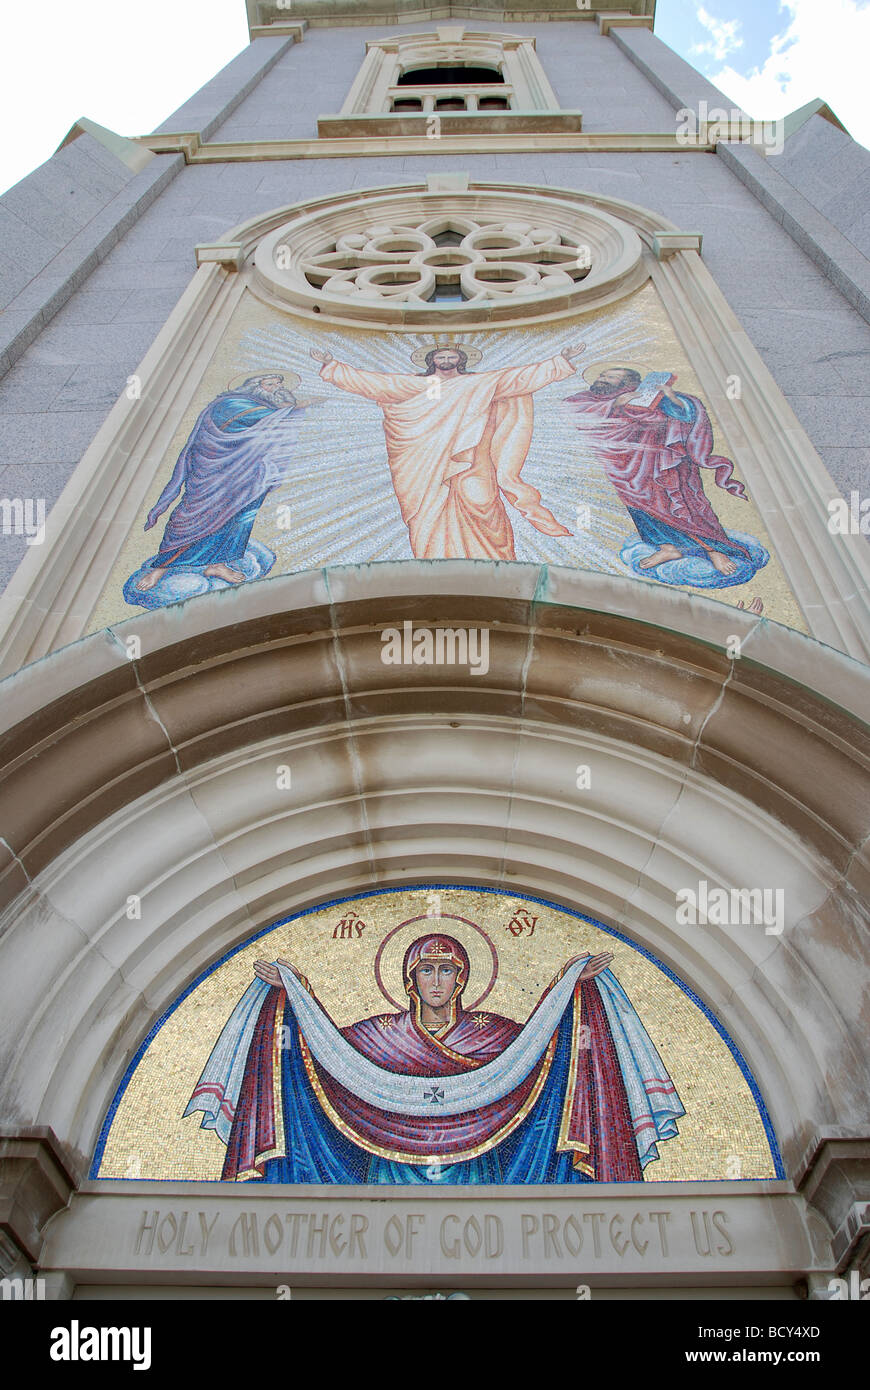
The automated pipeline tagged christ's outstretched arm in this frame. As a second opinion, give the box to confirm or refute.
[491,341,586,400]
[310,348,420,404]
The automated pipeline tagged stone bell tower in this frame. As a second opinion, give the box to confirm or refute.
[0,0,868,1302]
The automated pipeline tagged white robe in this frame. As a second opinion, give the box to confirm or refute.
[320,356,576,559]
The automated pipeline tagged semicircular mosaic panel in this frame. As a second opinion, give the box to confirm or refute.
[94,887,781,1185]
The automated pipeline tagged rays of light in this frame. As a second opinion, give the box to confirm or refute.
[235,315,674,580]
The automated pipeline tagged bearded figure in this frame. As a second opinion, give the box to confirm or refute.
[310,342,583,560]
[565,365,766,586]
[125,372,303,605]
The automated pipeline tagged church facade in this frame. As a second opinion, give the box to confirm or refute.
[0,0,868,1300]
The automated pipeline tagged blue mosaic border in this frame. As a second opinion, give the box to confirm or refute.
[91,884,785,1180]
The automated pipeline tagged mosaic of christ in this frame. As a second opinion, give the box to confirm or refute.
[87,284,806,635]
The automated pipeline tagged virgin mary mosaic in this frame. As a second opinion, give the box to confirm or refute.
[93,890,781,1184]
[186,931,682,1184]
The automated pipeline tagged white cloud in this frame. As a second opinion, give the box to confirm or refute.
[708,0,870,149]
[691,5,743,63]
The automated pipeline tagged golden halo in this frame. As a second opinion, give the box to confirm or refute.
[580,359,652,385]
[227,369,301,393]
[374,914,498,1012]
[409,342,484,369]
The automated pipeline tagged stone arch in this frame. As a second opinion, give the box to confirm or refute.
[0,564,866,1205]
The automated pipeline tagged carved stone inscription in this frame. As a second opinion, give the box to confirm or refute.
[131,1204,735,1266]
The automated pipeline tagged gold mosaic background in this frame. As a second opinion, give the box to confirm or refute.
[97,888,778,1182]
[86,282,807,635]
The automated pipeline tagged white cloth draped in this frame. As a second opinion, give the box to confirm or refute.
[185,957,684,1168]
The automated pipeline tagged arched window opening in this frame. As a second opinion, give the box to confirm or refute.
[397,65,504,86]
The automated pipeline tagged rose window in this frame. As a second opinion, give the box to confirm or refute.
[252,186,646,324]
[297,217,592,305]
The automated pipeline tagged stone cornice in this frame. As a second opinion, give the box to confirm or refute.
[139,130,715,160]
[138,120,793,163]
[249,20,308,39]
[246,1,656,33]
[316,111,585,137]
[0,1129,79,1266]
[597,11,654,34]
[796,1131,870,1273]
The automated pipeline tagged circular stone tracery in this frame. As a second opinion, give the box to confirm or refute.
[252,188,646,325]
[306,217,588,301]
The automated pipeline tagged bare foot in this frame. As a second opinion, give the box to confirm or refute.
[203,562,246,584]
[707,551,737,576]
[137,567,166,592]
[638,544,682,569]
[737,596,764,615]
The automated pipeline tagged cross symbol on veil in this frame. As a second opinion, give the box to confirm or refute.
[424,1085,445,1105]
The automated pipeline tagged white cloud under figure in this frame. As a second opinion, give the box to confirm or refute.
[707,0,870,149]
[691,5,744,64]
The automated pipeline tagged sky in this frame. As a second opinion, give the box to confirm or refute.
[656,0,870,143]
[0,0,868,197]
